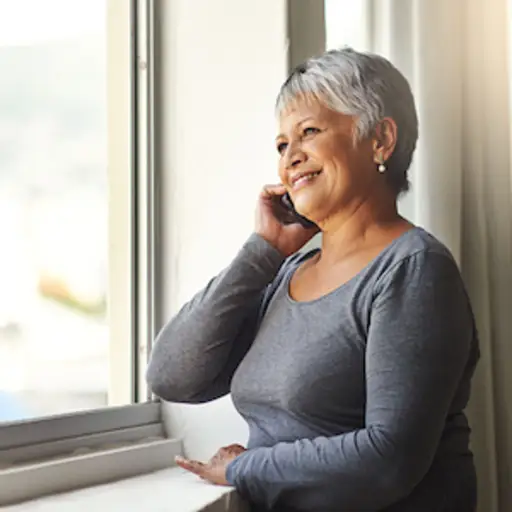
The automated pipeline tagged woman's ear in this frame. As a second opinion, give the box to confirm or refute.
[372,117,398,164]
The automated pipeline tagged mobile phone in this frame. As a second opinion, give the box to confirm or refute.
[272,192,317,229]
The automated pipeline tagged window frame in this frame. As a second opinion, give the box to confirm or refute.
[0,402,181,506]
[0,0,170,505]
[108,0,158,406]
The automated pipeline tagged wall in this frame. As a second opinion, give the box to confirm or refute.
[155,0,289,460]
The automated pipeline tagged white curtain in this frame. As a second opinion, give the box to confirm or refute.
[355,0,512,510]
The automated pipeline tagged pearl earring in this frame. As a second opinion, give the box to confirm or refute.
[378,162,386,173]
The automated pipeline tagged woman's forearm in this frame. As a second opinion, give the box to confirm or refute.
[146,233,285,403]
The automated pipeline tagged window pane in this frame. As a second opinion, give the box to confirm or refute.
[0,0,113,420]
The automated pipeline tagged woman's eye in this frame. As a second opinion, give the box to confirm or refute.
[277,142,288,154]
[303,126,320,136]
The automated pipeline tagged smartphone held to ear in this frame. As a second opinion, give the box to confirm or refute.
[272,192,317,229]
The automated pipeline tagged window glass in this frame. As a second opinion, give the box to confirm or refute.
[0,0,110,420]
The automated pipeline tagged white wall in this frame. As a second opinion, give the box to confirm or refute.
[155,0,288,460]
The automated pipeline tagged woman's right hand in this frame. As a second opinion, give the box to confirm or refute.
[255,184,319,257]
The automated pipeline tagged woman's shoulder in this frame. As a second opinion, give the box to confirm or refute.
[384,226,455,263]
[373,227,464,291]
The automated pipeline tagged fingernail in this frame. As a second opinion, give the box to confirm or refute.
[175,455,184,462]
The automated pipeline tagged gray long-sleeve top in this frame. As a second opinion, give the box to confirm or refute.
[146,228,479,511]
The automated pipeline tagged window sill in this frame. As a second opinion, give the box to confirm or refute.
[2,467,249,512]
[0,403,180,505]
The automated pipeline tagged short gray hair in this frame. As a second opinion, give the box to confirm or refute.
[276,47,418,195]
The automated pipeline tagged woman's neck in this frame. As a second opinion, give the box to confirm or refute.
[317,195,409,264]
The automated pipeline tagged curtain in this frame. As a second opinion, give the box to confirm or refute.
[364,0,512,510]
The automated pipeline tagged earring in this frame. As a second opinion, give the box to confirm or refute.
[376,155,386,173]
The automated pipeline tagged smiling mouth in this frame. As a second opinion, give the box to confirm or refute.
[292,171,322,188]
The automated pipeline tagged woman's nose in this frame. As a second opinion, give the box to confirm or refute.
[284,145,306,169]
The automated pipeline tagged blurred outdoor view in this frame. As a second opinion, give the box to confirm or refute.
[0,0,109,420]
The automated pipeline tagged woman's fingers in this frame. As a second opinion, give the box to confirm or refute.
[255,182,319,257]
[175,455,206,477]
[176,446,246,487]
[261,183,286,199]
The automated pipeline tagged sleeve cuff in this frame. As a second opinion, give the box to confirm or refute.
[226,450,252,486]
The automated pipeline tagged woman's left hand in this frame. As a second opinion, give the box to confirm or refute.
[175,444,247,486]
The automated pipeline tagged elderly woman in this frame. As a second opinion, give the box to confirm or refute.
[146,48,479,512]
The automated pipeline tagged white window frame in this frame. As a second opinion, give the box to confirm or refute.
[0,0,176,506]
[108,0,157,406]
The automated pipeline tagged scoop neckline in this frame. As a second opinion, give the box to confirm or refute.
[285,226,422,306]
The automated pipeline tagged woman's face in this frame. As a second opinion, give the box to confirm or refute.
[276,98,379,224]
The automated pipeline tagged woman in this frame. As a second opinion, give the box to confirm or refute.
[147,48,479,511]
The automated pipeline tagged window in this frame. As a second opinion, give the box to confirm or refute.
[0,0,156,422]
[0,0,172,505]
[0,0,114,421]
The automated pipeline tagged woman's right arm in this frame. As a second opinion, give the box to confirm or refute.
[147,182,319,403]
[146,233,286,403]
